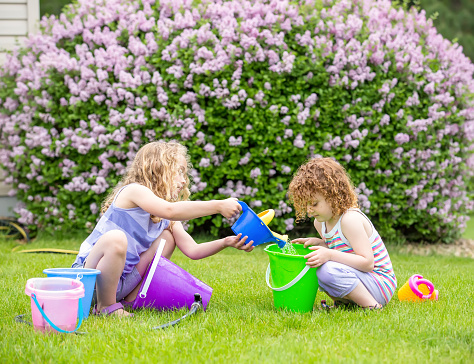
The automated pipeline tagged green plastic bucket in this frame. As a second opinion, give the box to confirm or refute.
[264,244,319,313]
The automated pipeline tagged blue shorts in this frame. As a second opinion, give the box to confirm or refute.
[71,262,143,303]
[316,261,388,306]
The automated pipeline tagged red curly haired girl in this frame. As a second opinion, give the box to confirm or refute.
[288,157,396,310]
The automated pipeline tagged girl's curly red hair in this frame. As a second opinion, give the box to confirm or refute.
[288,157,359,222]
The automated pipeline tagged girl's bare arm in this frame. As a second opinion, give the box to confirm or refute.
[118,184,241,220]
[171,222,253,259]
[329,212,374,272]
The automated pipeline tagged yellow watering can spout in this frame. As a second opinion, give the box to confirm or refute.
[270,231,288,245]
[256,209,288,246]
[257,209,275,226]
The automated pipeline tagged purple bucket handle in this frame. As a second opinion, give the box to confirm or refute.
[408,274,434,299]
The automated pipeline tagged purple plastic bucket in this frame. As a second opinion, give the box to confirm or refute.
[131,239,213,311]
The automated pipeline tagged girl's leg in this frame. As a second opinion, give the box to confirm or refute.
[317,261,383,309]
[123,229,176,302]
[84,230,131,317]
[343,282,380,308]
[323,295,352,305]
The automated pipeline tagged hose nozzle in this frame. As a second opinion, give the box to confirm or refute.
[191,293,203,310]
[152,293,204,330]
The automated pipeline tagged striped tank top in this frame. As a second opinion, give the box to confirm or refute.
[72,184,170,278]
[322,208,397,303]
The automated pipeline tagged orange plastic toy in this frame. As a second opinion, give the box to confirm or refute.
[398,274,439,302]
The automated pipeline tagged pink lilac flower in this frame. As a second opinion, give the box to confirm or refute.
[395,133,410,144]
[250,168,261,179]
[380,114,390,126]
[293,134,305,148]
[239,152,251,165]
[203,143,215,152]
[229,136,242,146]
[281,165,291,174]
[199,158,210,168]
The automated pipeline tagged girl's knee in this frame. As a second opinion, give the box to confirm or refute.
[160,229,174,243]
[100,230,128,256]
[316,261,340,286]
[316,262,331,284]
[159,229,176,259]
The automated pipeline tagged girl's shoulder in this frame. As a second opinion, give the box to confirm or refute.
[115,183,152,209]
[116,183,149,197]
[340,209,373,236]
[121,183,151,194]
[341,209,370,223]
[342,209,364,219]
[124,182,144,189]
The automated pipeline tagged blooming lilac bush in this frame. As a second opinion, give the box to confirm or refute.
[0,0,473,242]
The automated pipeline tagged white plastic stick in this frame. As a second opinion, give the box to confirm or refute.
[139,239,166,299]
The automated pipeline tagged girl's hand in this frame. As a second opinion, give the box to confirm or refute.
[223,233,254,252]
[304,246,332,268]
[218,198,242,218]
[291,237,325,248]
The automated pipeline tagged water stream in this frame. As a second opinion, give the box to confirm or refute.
[281,239,298,255]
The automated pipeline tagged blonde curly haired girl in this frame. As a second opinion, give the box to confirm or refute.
[72,141,253,317]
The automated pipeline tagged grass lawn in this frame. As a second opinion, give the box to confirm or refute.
[1,233,473,363]
[5,1,474,359]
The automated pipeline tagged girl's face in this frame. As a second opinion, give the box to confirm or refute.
[306,192,334,222]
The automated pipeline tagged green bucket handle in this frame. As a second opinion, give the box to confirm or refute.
[265,264,310,291]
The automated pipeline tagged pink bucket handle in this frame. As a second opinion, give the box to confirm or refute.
[408,274,434,299]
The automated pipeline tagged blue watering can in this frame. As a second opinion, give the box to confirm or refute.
[231,201,287,248]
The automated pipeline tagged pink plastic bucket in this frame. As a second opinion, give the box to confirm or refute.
[43,268,100,319]
[131,239,213,311]
[25,277,84,333]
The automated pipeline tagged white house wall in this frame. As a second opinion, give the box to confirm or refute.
[0,0,39,63]
[0,0,39,212]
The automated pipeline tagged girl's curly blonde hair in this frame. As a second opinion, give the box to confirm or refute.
[288,157,359,222]
[101,141,191,223]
